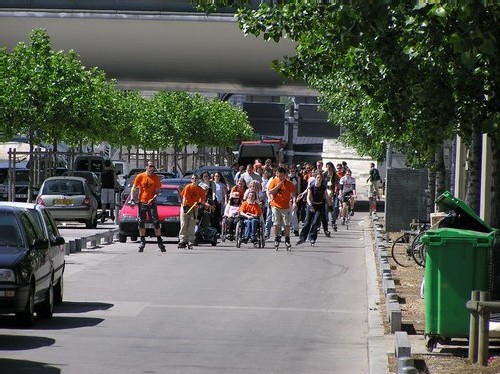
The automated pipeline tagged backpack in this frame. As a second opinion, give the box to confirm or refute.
[374,168,381,181]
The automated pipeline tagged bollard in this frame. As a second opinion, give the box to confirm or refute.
[64,242,71,255]
[478,291,490,366]
[397,357,414,373]
[106,231,114,244]
[399,367,418,374]
[89,235,99,248]
[75,238,83,252]
[69,240,76,254]
[468,290,480,363]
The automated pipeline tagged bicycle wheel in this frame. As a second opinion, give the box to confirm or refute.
[391,233,414,267]
[411,231,426,267]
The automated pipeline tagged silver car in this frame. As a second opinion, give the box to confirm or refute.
[36,176,98,228]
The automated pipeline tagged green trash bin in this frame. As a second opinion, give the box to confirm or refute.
[422,191,498,352]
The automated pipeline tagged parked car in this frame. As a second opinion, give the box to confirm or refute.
[159,177,191,191]
[36,176,99,228]
[193,165,235,187]
[0,166,38,202]
[73,155,112,178]
[62,170,101,207]
[117,184,181,243]
[0,202,65,326]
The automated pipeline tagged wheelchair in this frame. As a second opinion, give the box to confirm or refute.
[221,216,240,242]
[235,214,265,248]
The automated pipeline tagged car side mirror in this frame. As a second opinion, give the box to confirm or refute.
[32,238,49,250]
[53,236,65,246]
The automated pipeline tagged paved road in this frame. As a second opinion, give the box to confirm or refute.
[0,212,386,374]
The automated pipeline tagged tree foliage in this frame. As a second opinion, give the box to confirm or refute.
[3,29,254,152]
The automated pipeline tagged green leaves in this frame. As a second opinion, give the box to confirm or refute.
[4,29,254,151]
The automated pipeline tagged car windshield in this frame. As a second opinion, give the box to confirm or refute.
[157,188,180,206]
[0,213,23,247]
[43,179,84,195]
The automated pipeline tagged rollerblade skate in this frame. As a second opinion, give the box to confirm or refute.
[310,239,316,247]
[187,242,194,250]
[274,236,281,251]
[157,238,166,252]
[284,237,291,251]
[177,241,187,249]
[324,230,331,237]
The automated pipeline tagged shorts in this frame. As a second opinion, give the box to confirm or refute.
[342,191,354,203]
[101,188,115,205]
[271,207,291,226]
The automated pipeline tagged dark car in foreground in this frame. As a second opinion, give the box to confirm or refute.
[0,202,65,326]
[117,184,181,243]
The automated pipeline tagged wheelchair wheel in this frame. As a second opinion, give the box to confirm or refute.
[221,218,227,242]
[235,220,242,248]
[258,223,265,248]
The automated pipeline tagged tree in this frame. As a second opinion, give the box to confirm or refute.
[199,1,498,224]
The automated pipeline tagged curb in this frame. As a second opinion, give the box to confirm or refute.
[370,212,418,374]
[64,228,120,254]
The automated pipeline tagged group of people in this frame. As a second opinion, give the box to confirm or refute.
[178,159,361,250]
[127,158,382,252]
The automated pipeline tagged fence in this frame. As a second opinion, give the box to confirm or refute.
[2,145,236,202]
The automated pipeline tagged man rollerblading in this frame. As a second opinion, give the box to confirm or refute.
[274,236,281,251]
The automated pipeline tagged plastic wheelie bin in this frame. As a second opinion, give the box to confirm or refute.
[422,191,498,352]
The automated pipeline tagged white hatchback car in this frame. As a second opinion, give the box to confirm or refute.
[36,176,99,228]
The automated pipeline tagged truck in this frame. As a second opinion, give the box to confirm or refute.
[236,139,285,168]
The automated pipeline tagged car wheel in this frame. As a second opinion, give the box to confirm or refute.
[37,279,54,319]
[16,282,35,327]
[54,274,64,305]
[119,234,127,243]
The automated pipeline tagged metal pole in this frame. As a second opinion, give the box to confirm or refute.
[478,291,490,366]
[468,290,479,362]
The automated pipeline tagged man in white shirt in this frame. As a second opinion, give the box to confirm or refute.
[339,170,357,224]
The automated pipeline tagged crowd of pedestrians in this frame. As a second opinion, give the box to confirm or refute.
[176,158,362,249]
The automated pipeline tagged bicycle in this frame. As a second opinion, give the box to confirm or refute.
[391,221,430,267]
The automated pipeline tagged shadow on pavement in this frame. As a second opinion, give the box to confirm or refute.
[0,358,60,373]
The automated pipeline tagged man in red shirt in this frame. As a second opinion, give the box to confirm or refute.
[131,161,164,253]
[267,166,297,250]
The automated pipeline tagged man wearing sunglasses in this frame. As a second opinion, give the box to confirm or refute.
[130,161,165,252]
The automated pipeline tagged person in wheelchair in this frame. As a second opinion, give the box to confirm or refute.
[239,190,262,244]
[223,191,242,241]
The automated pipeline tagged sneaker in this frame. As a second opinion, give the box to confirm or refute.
[138,242,145,252]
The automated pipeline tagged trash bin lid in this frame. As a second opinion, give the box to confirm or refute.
[435,191,494,233]
[422,227,495,247]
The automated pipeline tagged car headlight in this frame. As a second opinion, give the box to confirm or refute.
[0,269,16,282]
[164,216,180,223]
[120,214,138,222]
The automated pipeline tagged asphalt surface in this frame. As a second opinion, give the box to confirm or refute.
[0,209,388,374]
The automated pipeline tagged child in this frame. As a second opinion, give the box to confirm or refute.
[223,191,242,240]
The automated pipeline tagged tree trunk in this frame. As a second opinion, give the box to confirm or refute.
[465,127,482,214]
[435,145,446,197]
[428,167,436,216]
[491,136,500,228]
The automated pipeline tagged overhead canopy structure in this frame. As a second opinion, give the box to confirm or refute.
[0,7,318,96]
